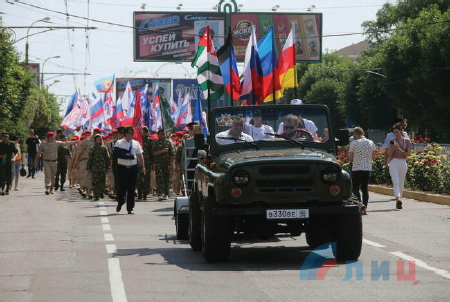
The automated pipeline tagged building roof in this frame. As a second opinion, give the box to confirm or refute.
[334,40,371,57]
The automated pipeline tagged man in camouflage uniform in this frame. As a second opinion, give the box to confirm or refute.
[34,132,79,195]
[0,132,18,195]
[86,134,110,201]
[137,127,152,200]
[152,129,174,201]
[54,135,71,191]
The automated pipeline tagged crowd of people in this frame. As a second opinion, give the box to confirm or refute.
[0,123,201,215]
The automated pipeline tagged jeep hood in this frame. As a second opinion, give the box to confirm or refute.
[215,148,338,170]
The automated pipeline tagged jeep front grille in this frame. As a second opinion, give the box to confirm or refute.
[259,165,310,175]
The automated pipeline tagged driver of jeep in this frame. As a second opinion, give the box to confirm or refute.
[216,117,254,145]
[281,114,316,141]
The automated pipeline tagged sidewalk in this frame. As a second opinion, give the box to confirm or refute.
[368,184,450,206]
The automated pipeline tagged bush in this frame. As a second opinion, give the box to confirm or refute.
[337,144,449,195]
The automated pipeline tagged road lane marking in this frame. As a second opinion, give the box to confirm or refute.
[391,251,450,280]
[99,201,105,205]
[100,210,108,216]
[363,239,386,248]
[103,224,112,231]
[101,217,109,224]
[106,244,117,254]
[104,234,114,241]
[108,258,128,302]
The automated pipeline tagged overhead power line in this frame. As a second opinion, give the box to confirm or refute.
[9,0,450,40]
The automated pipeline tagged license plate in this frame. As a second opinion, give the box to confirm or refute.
[266,209,309,219]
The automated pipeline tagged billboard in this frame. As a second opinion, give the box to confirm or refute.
[116,78,171,102]
[230,13,322,62]
[173,79,231,108]
[133,12,322,63]
[134,12,225,62]
[20,63,40,86]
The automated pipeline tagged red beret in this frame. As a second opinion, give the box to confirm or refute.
[93,128,102,133]
[46,132,55,137]
[83,130,92,135]
[176,131,185,137]
[71,136,79,141]
[80,135,86,140]
[102,135,107,140]
[151,134,158,140]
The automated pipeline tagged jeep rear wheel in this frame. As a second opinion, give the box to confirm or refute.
[175,211,189,240]
[188,191,202,251]
[335,212,362,261]
[201,199,231,262]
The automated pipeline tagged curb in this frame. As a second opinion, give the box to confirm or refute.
[368,184,450,206]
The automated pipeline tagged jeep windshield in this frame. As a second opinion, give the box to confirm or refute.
[213,105,330,147]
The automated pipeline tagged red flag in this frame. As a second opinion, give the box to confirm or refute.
[133,88,143,145]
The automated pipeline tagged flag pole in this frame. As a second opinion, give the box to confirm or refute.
[293,24,298,99]
[207,27,212,132]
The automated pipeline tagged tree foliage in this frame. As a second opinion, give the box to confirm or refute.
[0,29,62,143]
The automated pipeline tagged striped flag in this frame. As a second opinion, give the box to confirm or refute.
[191,26,224,102]
[277,25,297,96]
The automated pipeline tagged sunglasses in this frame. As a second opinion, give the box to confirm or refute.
[284,126,296,130]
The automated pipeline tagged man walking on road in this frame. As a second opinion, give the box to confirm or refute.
[348,127,376,215]
[25,129,40,178]
[54,135,71,191]
[114,126,145,214]
[34,132,79,195]
[0,132,18,195]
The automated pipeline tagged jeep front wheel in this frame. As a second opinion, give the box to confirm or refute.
[335,212,362,261]
[201,199,231,262]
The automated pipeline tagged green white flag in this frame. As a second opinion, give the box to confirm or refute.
[191,26,224,102]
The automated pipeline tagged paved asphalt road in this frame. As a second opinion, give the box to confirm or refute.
[1,173,449,301]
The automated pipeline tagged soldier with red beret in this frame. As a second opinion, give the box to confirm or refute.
[34,132,79,195]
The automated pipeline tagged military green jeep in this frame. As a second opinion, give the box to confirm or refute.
[188,104,361,262]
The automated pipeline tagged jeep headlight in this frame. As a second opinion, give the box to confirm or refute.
[321,168,339,184]
[232,169,250,186]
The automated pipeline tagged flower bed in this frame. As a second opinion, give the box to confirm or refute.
[337,143,450,195]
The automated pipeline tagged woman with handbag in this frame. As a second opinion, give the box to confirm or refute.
[387,125,412,209]
[11,136,22,191]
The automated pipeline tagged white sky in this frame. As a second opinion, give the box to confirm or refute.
[2,0,396,112]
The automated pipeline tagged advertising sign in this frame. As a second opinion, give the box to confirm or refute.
[230,13,322,62]
[134,12,225,62]
[173,79,230,108]
[116,78,171,102]
[20,63,40,86]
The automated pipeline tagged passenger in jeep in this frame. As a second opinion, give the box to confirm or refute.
[216,117,254,145]
[280,114,319,141]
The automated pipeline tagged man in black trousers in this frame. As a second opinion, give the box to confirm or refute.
[113,126,145,214]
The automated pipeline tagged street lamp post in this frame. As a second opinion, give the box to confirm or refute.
[41,56,61,87]
[47,79,60,89]
[25,17,50,64]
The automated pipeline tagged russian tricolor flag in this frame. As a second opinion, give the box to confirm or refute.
[258,26,281,103]
[241,26,263,105]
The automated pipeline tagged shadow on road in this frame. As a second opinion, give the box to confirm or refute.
[369,209,400,213]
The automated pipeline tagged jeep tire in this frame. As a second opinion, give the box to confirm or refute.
[305,216,334,249]
[201,198,232,262]
[188,191,202,251]
[335,212,363,261]
[175,210,189,240]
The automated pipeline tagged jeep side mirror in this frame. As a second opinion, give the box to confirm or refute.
[337,129,350,146]
[194,133,205,149]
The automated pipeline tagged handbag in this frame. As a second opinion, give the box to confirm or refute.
[113,142,135,160]
[20,165,27,177]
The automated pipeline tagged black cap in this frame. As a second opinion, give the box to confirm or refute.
[186,122,198,128]
[56,129,63,134]
[253,110,262,117]
[2,132,9,136]
[60,134,66,139]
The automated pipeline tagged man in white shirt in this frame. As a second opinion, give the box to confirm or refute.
[216,117,253,145]
[348,127,376,215]
[114,126,145,214]
[245,110,274,141]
